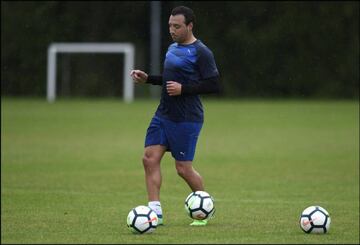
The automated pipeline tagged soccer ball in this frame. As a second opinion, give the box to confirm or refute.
[184,191,215,220]
[127,205,158,234]
[300,206,331,234]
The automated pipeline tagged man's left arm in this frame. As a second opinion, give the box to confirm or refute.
[167,46,222,96]
[166,76,222,96]
[181,76,222,95]
[182,45,222,96]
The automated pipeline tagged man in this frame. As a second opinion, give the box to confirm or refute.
[130,6,221,226]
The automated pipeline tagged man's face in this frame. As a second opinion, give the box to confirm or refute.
[168,14,192,44]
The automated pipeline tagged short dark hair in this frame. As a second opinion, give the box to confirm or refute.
[171,6,195,25]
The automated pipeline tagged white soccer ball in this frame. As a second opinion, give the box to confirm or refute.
[127,205,158,234]
[300,205,331,234]
[184,191,215,220]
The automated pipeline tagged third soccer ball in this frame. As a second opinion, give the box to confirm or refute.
[184,191,215,220]
[300,205,331,234]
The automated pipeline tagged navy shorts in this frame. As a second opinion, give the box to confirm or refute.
[145,116,203,161]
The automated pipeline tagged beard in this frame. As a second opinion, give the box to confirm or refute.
[171,34,185,44]
[171,34,178,42]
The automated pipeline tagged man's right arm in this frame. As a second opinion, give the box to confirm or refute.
[130,70,162,86]
[146,75,163,86]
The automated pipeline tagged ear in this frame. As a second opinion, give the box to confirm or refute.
[188,22,193,32]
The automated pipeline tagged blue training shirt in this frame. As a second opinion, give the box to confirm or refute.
[155,40,219,122]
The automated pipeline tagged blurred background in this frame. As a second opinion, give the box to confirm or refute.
[1,1,359,99]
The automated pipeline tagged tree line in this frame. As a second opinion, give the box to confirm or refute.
[1,1,359,98]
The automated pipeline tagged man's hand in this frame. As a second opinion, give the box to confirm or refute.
[166,81,182,96]
[130,70,148,84]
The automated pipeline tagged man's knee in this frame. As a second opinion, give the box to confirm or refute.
[142,146,166,168]
[142,154,157,168]
[175,162,192,177]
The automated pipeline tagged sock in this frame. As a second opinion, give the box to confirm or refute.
[148,201,163,218]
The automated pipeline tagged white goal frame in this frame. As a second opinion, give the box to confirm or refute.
[47,43,135,103]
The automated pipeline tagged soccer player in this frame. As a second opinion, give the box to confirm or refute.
[130,6,221,226]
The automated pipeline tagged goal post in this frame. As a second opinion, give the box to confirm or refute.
[47,43,135,103]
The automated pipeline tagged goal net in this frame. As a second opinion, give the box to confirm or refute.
[47,43,135,103]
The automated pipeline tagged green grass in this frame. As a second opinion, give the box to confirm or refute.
[1,98,359,244]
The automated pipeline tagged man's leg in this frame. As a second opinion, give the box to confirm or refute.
[142,145,167,224]
[175,160,204,191]
[175,161,209,226]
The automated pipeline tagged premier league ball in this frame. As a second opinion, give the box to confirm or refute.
[184,191,215,220]
[300,206,331,234]
[127,205,158,234]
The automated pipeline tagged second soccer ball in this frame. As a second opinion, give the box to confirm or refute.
[300,205,331,234]
[184,191,215,220]
[127,205,158,234]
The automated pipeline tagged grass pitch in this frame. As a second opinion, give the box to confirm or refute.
[1,98,359,244]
